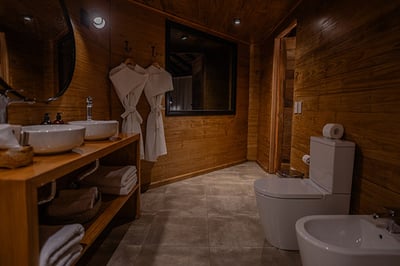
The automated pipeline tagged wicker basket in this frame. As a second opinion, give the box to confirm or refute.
[43,192,102,225]
[0,145,33,169]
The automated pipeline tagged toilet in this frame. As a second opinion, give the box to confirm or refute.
[254,136,355,250]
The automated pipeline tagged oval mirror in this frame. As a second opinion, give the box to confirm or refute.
[0,0,75,102]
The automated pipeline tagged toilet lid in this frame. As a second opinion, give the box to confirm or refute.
[254,176,323,199]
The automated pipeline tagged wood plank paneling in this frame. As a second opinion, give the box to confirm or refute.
[255,40,274,171]
[129,0,302,44]
[247,44,261,160]
[108,0,249,189]
[8,0,249,190]
[256,0,400,214]
[7,0,112,125]
[6,0,399,216]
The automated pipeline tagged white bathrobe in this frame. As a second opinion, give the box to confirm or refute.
[109,63,148,159]
[144,65,174,162]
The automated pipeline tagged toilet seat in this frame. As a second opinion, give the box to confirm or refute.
[254,176,324,199]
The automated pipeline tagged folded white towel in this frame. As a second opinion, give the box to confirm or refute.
[46,187,98,217]
[82,165,137,188]
[98,175,137,195]
[39,224,85,266]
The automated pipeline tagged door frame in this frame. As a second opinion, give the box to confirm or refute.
[0,32,9,83]
[268,20,297,173]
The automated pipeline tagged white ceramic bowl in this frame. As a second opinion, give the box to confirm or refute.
[21,125,85,154]
[68,120,118,140]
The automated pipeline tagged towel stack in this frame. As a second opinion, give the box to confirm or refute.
[81,165,137,195]
[46,187,99,219]
[39,223,85,266]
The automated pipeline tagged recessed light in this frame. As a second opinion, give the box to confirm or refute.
[92,16,106,29]
[233,18,241,25]
[23,15,33,23]
[181,35,188,41]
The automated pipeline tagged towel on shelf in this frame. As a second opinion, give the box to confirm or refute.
[46,187,98,217]
[39,223,85,266]
[81,165,137,188]
[51,244,82,266]
[97,174,137,196]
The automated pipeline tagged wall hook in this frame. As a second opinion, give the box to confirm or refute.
[124,40,132,54]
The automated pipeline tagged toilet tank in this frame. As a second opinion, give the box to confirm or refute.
[309,136,355,194]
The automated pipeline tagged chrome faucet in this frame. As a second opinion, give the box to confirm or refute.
[86,96,93,121]
[1,89,35,123]
[373,207,400,234]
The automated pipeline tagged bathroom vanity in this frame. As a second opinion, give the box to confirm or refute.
[0,133,141,266]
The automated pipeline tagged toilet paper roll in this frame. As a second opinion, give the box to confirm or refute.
[322,123,344,139]
[302,154,310,165]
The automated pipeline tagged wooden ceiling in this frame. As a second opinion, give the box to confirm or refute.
[129,0,302,44]
[0,0,67,40]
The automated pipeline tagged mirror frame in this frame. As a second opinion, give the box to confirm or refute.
[165,20,237,116]
[0,0,75,103]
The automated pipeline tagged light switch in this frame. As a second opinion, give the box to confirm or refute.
[293,101,302,114]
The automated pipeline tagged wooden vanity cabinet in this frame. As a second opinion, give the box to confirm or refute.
[0,133,141,266]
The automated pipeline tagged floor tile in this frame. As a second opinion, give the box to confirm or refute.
[158,195,207,217]
[208,215,265,247]
[119,214,154,245]
[106,244,141,266]
[81,162,302,266]
[206,195,258,217]
[145,215,209,247]
[134,246,210,266]
[165,183,206,196]
[141,192,166,214]
[206,182,254,196]
[210,247,275,266]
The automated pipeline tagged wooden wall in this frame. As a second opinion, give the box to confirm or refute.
[7,0,249,189]
[281,37,295,165]
[10,0,399,216]
[247,44,261,160]
[256,0,400,214]
[8,0,111,125]
[256,41,274,170]
[108,0,249,188]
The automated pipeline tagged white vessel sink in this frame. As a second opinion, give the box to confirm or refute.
[296,215,400,266]
[68,120,118,140]
[21,125,85,154]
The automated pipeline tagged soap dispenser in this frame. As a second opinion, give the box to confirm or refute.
[53,113,64,124]
[41,113,52,125]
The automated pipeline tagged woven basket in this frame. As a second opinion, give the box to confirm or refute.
[0,146,33,169]
[43,193,102,225]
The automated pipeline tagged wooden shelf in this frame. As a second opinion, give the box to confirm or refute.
[80,183,139,249]
[0,133,141,266]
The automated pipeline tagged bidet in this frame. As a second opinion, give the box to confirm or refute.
[296,215,400,266]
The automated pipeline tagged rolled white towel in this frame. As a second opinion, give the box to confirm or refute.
[82,165,137,188]
[39,224,85,266]
[51,244,83,266]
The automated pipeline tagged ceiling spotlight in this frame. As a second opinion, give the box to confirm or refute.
[92,16,106,29]
[233,18,241,25]
[180,35,188,41]
[23,15,33,23]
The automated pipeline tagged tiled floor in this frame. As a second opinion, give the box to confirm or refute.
[79,161,302,266]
